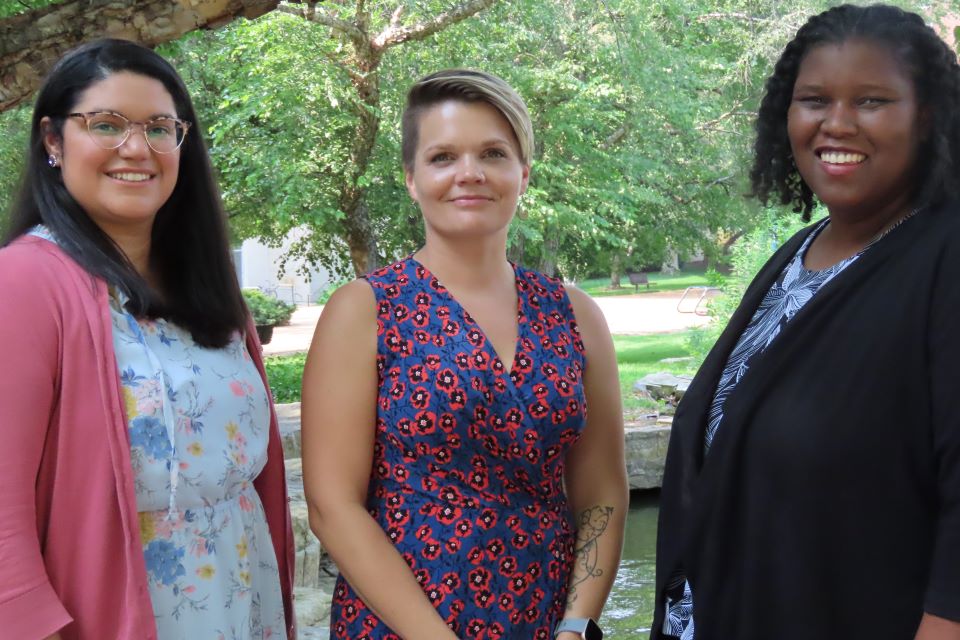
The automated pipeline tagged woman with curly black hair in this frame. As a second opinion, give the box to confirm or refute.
[653,5,960,639]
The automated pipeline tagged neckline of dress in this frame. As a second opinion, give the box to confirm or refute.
[406,255,524,380]
[800,207,923,274]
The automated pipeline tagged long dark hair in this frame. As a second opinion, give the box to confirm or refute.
[750,4,960,220]
[3,39,247,347]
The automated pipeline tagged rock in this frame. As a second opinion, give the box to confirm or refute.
[295,586,333,629]
[276,402,302,459]
[634,372,693,401]
[624,424,672,490]
[299,626,331,639]
[296,541,324,589]
[285,457,329,590]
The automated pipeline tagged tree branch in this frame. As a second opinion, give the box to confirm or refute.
[374,0,499,50]
[277,3,366,46]
[695,96,755,131]
[696,12,770,24]
[0,0,280,112]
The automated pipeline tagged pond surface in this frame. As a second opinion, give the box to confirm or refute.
[598,491,659,637]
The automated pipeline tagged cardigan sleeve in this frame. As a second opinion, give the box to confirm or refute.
[246,324,297,640]
[925,221,960,622]
[0,243,74,637]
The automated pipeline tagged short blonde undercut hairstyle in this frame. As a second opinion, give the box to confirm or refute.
[401,69,534,170]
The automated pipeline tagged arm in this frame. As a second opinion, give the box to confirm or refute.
[300,281,457,640]
[557,288,629,636]
[916,614,960,640]
[0,246,72,639]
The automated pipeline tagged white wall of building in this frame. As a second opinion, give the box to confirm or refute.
[235,228,333,305]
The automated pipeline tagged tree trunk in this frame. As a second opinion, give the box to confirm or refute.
[507,231,525,265]
[661,247,680,274]
[609,254,623,288]
[0,0,279,112]
[340,51,383,277]
[539,227,560,278]
[282,0,501,277]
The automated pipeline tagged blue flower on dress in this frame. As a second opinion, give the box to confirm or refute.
[144,539,186,585]
[129,415,172,459]
[119,366,147,388]
[157,327,177,347]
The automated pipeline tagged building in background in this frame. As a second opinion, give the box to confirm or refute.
[234,228,333,305]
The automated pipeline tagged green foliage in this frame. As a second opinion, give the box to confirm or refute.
[242,288,296,326]
[685,210,810,366]
[0,103,31,233]
[0,0,945,278]
[0,0,56,19]
[161,0,833,280]
[264,353,306,404]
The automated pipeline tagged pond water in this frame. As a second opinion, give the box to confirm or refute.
[598,491,659,637]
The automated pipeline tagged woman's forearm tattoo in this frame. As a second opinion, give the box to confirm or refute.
[567,505,614,603]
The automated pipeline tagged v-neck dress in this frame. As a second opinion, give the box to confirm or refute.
[329,257,588,639]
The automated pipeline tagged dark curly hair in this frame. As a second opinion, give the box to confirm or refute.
[749,4,960,220]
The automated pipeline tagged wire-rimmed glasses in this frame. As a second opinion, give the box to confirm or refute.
[67,111,191,154]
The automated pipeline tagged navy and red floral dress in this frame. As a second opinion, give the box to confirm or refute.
[329,257,588,639]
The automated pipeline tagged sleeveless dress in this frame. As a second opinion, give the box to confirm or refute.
[329,257,588,640]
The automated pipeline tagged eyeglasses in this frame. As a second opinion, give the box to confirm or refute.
[67,111,191,154]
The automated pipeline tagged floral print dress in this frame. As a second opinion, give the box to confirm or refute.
[329,257,588,639]
[110,292,287,640]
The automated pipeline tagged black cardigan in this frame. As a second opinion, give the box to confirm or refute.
[652,202,960,640]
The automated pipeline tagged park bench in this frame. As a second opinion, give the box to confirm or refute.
[627,271,650,292]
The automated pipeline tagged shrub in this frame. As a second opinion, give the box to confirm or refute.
[242,289,297,326]
[264,353,306,403]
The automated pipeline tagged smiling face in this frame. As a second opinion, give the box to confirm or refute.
[787,39,926,223]
[405,100,530,243]
[43,71,181,240]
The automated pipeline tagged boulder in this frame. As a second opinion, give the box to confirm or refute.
[633,372,692,401]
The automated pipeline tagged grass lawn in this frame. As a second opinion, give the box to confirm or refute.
[577,270,713,297]
[614,331,694,419]
[265,331,697,419]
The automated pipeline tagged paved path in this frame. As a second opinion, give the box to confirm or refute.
[263,290,716,357]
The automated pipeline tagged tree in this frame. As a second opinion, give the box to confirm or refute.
[0,0,281,112]
[166,0,500,277]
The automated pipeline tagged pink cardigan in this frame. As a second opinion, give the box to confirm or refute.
[0,236,295,640]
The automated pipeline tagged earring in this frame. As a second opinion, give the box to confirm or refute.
[47,154,59,168]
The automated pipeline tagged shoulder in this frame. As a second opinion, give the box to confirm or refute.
[513,265,573,310]
[0,236,86,299]
[320,279,377,327]
[0,235,70,274]
[364,257,416,288]
[563,285,608,335]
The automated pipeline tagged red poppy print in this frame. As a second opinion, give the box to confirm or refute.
[331,259,586,639]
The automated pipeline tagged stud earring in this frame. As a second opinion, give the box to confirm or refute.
[48,154,59,168]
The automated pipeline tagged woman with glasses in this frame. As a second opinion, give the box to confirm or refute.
[0,39,294,640]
